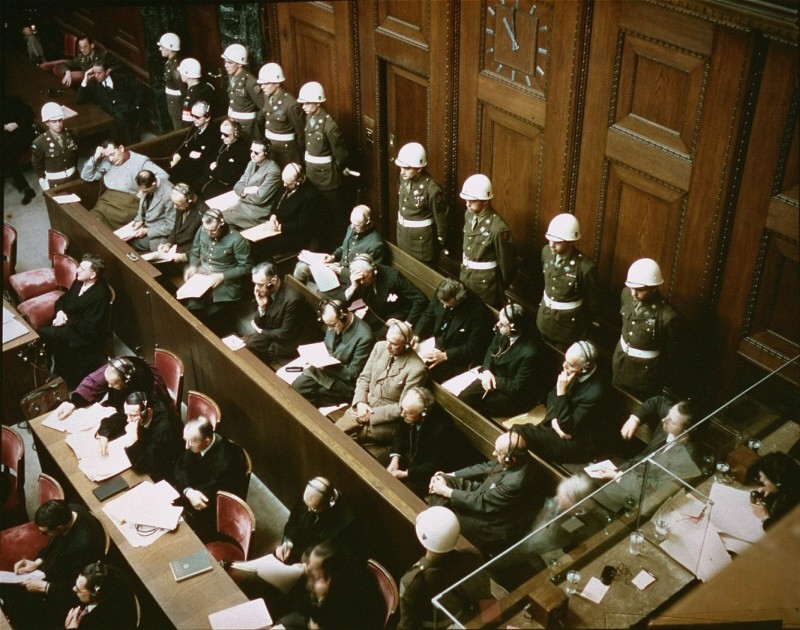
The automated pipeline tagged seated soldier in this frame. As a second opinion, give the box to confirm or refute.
[243,261,316,365]
[458,304,545,417]
[80,139,169,230]
[223,138,282,231]
[514,341,608,463]
[342,254,427,336]
[291,299,375,408]
[95,391,184,482]
[173,417,249,542]
[335,320,427,459]
[413,278,493,382]
[128,169,175,252]
[293,205,386,286]
[427,432,544,556]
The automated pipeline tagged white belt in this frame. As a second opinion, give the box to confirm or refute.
[305,152,332,164]
[462,256,497,270]
[266,130,296,141]
[619,337,660,359]
[45,167,76,180]
[228,108,257,120]
[543,293,583,311]
[165,87,182,96]
[398,216,433,228]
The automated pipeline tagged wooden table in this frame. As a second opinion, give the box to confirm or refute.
[2,299,40,425]
[4,50,115,139]
[29,412,250,629]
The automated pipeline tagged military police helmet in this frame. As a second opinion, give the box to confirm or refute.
[178,58,202,79]
[158,32,181,52]
[459,174,493,201]
[415,507,460,553]
[395,142,427,168]
[625,258,664,288]
[41,102,65,122]
[297,81,326,104]
[546,214,581,242]
[221,44,248,65]
[257,63,285,84]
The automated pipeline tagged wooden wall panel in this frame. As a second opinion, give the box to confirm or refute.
[377,0,429,47]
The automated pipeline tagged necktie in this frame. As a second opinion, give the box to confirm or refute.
[471,216,477,230]
[332,332,342,352]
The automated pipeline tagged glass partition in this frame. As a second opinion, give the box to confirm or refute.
[432,356,797,629]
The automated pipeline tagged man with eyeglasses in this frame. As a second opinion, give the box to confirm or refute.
[224,138,282,230]
[170,100,220,184]
[243,261,315,365]
[1,500,105,629]
[193,118,250,200]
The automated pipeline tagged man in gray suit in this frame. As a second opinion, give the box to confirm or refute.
[223,138,282,230]
[292,299,375,407]
[427,432,543,556]
[335,319,427,457]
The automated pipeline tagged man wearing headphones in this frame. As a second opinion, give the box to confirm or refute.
[193,118,251,200]
[427,432,543,556]
[335,319,427,458]
[224,137,283,230]
[291,299,375,407]
[459,304,544,417]
[158,182,208,266]
[128,169,176,252]
[514,340,608,463]
[243,261,316,365]
[170,101,221,185]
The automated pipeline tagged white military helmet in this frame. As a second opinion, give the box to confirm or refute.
[415,507,460,553]
[178,58,201,79]
[626,258,664,288]
[395,142,427,168]
[221,43,248,66]
[158,32,181,52]
[257,63,285,84]
[41,102,65,122]
[459,174,493,201]
[546,214,581,242]
[297,81,326,104]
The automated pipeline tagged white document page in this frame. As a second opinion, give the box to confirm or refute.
[240,223,279,242]
[441,368,480,396]
[176,273,215,300]
[113,223,138,241]
[708,482,765,544]
[65,430,131,481]
[209,598,272,629]
[206,190,241,211]
[297,342,340,367]
[42,403,115,433]
[308,264,340,293]
[0,570,45,584]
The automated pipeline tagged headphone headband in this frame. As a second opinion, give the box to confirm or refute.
[318,298,347,323]
[108,357,134,384]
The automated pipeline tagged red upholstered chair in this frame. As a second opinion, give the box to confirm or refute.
[3,224,17,289]
[0,473,65,571]
[367,559,399,629]
[17,254,78,329]
[154,348,184,415]
[9,230,69,303]
[186,390,221,428]
[205,491,256,565]
[1,426,26,528]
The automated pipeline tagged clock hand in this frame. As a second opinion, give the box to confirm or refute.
[502,16,520,51]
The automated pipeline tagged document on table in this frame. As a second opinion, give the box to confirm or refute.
[276,357,306,385]
[2,315,28,344]
[113,223,138,241]
[631,570,656,591]
[52,194,82,204]
[579,577,610,604]
[65,430,131,481]
[659,512,731,581]
[176,273,216,300]
[0,570,45,584]
[221,335,246,351]
[206,190,241,211]
[240,222,279,242]
[104,480,182,531]
[42,403,115,433]
[297,342,340,367]
[2,305,15,323]
[441,368,480,396]
[209,598,272,629]
[308,263,340,293]
[708,482,765,544]
[141,245,179,263]
[584,459,618,479]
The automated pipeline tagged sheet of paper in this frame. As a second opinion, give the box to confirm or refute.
[415,337,436,360]
[708,482,765,544]
[113,223,138,241]
[3,305,17,323]
[221,335,246,351]
[176,273,216,300]
[631,570,656,590]
[671,492,707,519]
[719,532,753,555]
[584,459,618,479]
[297,250,330,266]
[308,264,340,293]
[2,317,29,344]
[41,403,115,433]
[276,357,306,385]
[240,222,279,242]
[53,193,82,203]
[209,598,272,630]
[103,480,183,530]
[441,368,480,396]
[0,570,45,584]
[141,245,178,263]
[232,555,304,595]
[103,510,171,548]
[297,342,340,367]
[206,190,241,211]
[65,430,131,481]
[579,577,609,604]
[318,403,348,417]
[659,515,732,582]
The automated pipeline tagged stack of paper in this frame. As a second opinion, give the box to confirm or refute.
[2,308,29,344]
[206,190,241,211]
[415,337,436,360]
[441,368,480,396]
[708,482,765,552]
[103,480,183,547]
[65,430,131,481]
[142,245,179,263]
[297,342,340,367]
[113,223,138,241]
[240,223,279,242]
[42,403,115,433]
[176,273,216,300]
[297,250,339,292]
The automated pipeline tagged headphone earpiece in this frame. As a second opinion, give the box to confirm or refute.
[318,299,347,323]
[503,432,521,466]
[392,321,412,350]
[576,340,596,374]
[307,477,336,507]
[409,386,432,417]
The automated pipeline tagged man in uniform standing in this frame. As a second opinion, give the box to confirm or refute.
[613,258,680,399]
[297,81,352,249]
[221,44,262,141]
[395,142,450,267]
[157,32,183,131]
[458,174,517,308]
[257,63,305,168]
[536,214,599,349]
[178,58,216,124]
[31,103,79,191]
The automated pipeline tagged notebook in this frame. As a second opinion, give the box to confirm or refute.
[92,475,130,501]
[169,550,214,582]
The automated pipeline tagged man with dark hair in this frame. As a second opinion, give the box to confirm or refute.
[54,35,107,87]
[128,169,175,252]
[173,417,249,541]
[414,278,493,381]
[243,261,316,365]
[77,60,142,144]
[2,500,105,629]
[96,391,183,482]
[223,138,283,230]
[36,254,112,388]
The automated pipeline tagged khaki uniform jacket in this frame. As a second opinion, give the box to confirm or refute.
[226,69,262,139]
[189,226,251,303]
[459,208,517,307]
[31,130,78,185]
[164,55,183,129]
[303,106,349,191]
[397,172,449,263]
[260,86,305,167]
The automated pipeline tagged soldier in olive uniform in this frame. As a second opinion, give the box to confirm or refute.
[395,142,450,267]
[221,44,262,141]
[178,58,216,125]
[537,214,599,349]
[48,35,107,87]
[31,103,79,190]
[297,81,353,250]
[458,174,517,308]
[257,63,305,168]
[613,258,680,399]
[157,33,184,131]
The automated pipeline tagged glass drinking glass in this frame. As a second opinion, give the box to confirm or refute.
[654,516,670,541]
[629,531,645,555]
[565,570,581,595]
[702,454,715,475]
[715,461,731,483]
[602,513,615,536]
[747,438,762,451]
[548,558,561,581]
[624,496,638,518]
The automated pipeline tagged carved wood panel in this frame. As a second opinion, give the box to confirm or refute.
[377,0,429,47]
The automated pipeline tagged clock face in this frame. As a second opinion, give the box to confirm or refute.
[483,0,552,93]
